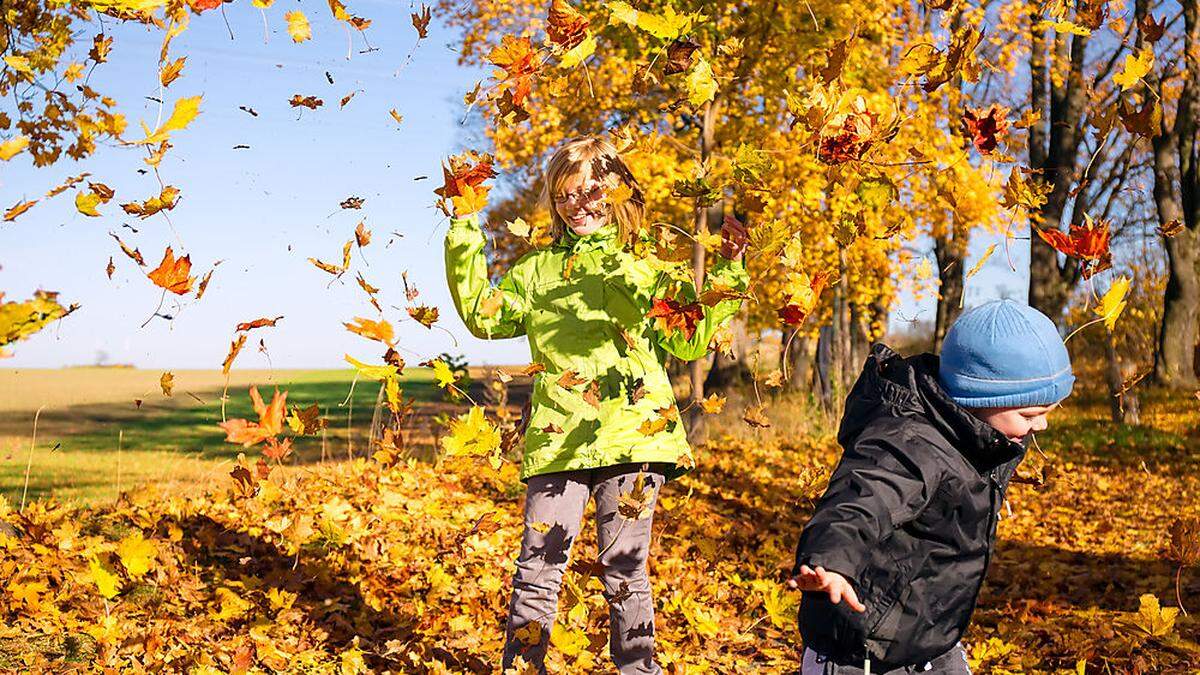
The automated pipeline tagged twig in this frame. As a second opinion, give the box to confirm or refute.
[20,406,46,513]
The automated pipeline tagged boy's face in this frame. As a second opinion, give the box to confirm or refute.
[968,403,1058,444]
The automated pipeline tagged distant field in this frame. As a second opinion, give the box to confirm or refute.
[0,366,519,505]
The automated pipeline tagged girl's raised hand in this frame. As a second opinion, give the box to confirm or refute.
[719,213,749,262]
[787,564,866,613]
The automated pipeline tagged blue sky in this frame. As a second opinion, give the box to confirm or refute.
[1,2,1024,369]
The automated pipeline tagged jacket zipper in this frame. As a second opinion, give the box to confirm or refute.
[960,472,1001,635]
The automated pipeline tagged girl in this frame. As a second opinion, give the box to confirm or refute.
[443,136,750,674]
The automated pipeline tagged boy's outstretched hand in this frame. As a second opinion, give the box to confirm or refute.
[787,564,867,613]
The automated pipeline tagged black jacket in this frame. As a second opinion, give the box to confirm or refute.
[793,343,1026,669]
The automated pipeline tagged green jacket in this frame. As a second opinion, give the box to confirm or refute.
[444,214,750,481]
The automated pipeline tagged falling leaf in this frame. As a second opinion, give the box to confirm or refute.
[1158,219,1184,238]
[130,95,201,146]
[557,370,587,389]
[160,371,174,396]
[235,316,283,332]
[289,94,323,110]
[109,233,146,266]
[960,104,1008,155]
[440,406,502,467]
[75,190,103,217]
[121,186,180,219]
[1113,48,1154,91]
[344,316,395,346]
[3,199,37,222]
[1094,275,1130,331]
[430,359,457,389]
[354,221,372,247]
[146,247,195,295]
[743,404,771,428]
[407,305,439,328]
[287,403,328,435]
[685,56,718,106]
[222,334,247,375]
[965,243,997,281]
[647,296,703,340]
[1036,214,1112,279]
[411,5,432,38]
[285,10,311,42]
[507,217,531,238]
[700,393,726,414]
[219,386,288,447]
[617,472,652,520]
[0,135,30,161]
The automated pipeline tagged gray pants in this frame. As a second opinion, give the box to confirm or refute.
[801,643,972,675]
[501,463,666,674]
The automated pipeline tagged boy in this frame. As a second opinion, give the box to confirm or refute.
[790,299,1074,674]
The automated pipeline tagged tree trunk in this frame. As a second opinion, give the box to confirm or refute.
[1142,0,1200,388]
[704,313,754,391]
[1157,230,1200,388]
[1027,18,1088,322]
[933,234,964,351]
[685,100,720,444]
[783,330,813,394]
[1105,328,1139,425]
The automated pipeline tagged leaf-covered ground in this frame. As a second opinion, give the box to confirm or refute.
[1,388,1198,673]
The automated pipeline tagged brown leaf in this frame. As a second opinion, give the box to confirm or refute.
[355,221,372,247]
[236,316,284,332]
[557,370,587,389]
[222,334,248,375]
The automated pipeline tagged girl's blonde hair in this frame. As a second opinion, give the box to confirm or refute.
[540,136,646,247]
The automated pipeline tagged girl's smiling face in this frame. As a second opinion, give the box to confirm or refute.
[552,171,610,236]
[969,403,1058,444]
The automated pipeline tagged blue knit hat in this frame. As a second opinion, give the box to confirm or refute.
[938,299,1075,408]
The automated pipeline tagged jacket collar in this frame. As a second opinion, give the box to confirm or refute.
[554,222,621,254]
[839,343,1025,475]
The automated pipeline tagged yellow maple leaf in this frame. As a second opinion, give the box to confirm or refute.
[686,56,718,106]
[131,95,202,146]
[1094,275,1131,331]
[1113,48,1154,91]
[431,359,457,388]
[440,406,501,463]
[75,190,103,217]
[117,531,157,579]
[286,10,312,42]
[0,135,29,161]
[211,587,252,621]
[1132,593,1178,637]
[345,354,400,381]
[559,34,596,69]
[88,557,122,599]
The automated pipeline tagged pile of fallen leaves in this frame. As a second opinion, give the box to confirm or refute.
[2,399,1199,672]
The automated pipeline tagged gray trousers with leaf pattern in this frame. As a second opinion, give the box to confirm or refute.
[501,462,668,674]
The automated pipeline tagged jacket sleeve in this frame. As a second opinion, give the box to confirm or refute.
[654,255,750,362]
[792,433,940,584]
[444,213,529,340]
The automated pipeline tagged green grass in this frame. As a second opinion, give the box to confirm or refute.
[0,368,453,505]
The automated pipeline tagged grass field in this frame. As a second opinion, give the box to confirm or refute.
[0,366,473,504]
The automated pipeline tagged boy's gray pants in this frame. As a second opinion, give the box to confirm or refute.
[801,643,972,675]
[501,463,666,674]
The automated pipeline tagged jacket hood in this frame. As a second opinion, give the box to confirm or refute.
[838,343,1024,474]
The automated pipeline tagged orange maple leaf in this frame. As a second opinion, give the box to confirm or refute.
[1036,214,1112,279]
[647,296,704,341]
[219,386,287,447]
[146,246,195,295]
